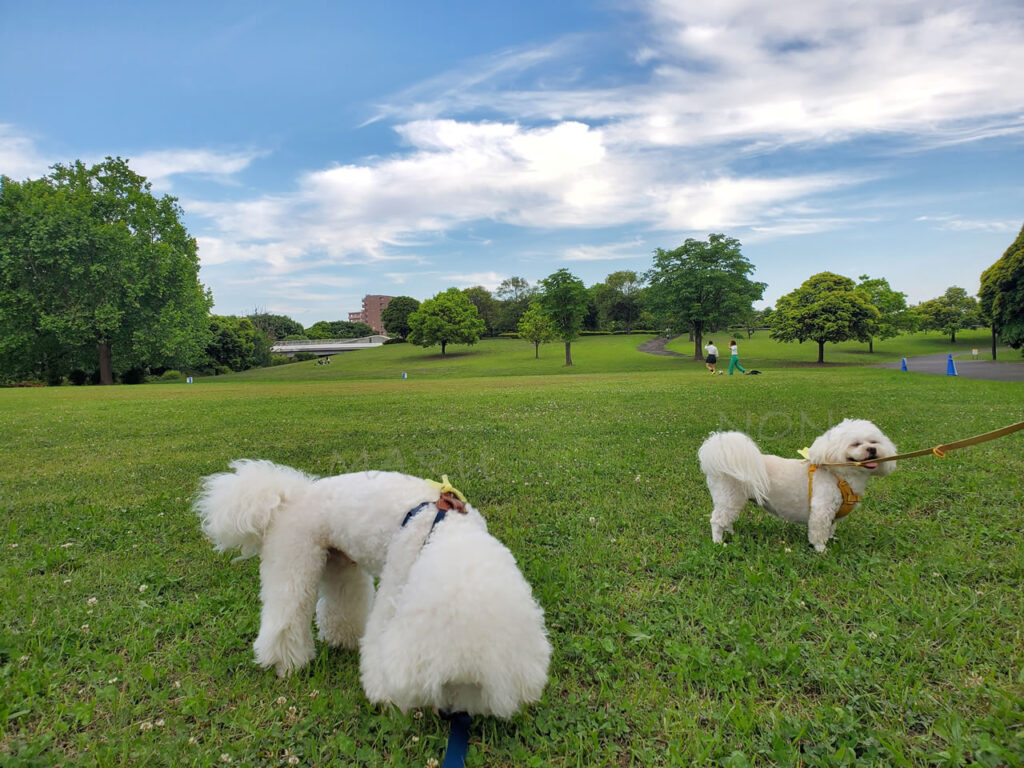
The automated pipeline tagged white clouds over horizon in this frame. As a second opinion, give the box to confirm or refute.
[3,0,1022,317]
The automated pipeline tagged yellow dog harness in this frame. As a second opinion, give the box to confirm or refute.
[806,463,861,520]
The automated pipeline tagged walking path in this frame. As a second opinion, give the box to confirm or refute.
[636,335,685,357]
[874,351,1024,382]
[636,336,1024,382]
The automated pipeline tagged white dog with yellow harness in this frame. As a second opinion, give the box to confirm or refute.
[698,419,898,551]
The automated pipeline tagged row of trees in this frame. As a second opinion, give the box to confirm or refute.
[386,230,1017,365]
[2,157,1021,382]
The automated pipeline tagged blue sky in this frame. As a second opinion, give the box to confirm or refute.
[2,0,1022,325]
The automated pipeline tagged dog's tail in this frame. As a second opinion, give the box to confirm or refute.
[194,459,315,558]
[697,432,770,505]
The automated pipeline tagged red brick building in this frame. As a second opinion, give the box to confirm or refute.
[350,295,393,334]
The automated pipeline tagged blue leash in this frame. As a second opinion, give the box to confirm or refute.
[441,711,472,768]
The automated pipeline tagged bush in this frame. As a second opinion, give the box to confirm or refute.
[270,356,293,366]
[160,370,183,381]
[294,352,318,362]
[383,337,407,345]
[69,369,88,386]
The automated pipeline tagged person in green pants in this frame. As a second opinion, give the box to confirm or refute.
[728,340,747,375]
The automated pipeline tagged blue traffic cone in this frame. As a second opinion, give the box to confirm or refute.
[900,357,907,372]
[946,354,957,376]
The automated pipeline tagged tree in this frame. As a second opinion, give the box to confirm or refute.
[979,224,1024,358]
[305,320,374,339]
[915,286,980,343]
[0,157,211,385]
[517,302,557,358]
[380,296,420,339]
[462,286,499,336]
[205,315,271,372]
[246,312,304,341]
[603,271,645,333]
[770,272,880,363]
[406,287,486,356]
[494,276,537,333]
[856,275,917,352]
[539,268,589,366]
[645,234,766,360]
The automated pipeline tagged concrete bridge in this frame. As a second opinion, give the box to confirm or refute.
[271,335,388,357]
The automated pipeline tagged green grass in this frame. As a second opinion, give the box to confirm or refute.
[669,329,1001,367]
[2,337,1023,767]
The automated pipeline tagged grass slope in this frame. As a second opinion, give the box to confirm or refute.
[2,337,1022,767]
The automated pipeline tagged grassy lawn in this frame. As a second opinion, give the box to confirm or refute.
[667,329,1003,367]
[2,336,1022,766]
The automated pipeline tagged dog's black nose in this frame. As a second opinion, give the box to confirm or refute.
[867,446,877,457]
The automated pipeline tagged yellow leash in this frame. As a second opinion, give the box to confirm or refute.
[804,419,1023,521]
[817,420,1024,468]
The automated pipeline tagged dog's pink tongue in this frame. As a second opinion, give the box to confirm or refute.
[863,462,879,469]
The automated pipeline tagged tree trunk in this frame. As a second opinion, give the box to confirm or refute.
[950,330,956,343]
[534,341,540,359]
[693,329,704,361]
[817,340,825,364]
[991,325,997,360]
[868,338,874,353]
[564,341,572,366]
[441,340,447,357]
[98,341,114,385]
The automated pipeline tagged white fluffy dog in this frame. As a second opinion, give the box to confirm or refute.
[698,419,897,551]
[194,460,550,718]
[359,495,551,717]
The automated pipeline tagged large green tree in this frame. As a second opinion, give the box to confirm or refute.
[205,315,271,372]
[856,275,917,352]
[247,312,304,341]
[645,234,765,359]
[305,320,374,339]
[462,286,499,336]
[494,276,537,333]
[517,301,556,358]
[915,286,980,343]
[604,270,645,333]
[770,272,880,363]
[979,224,1024,358]
[406,287,486,356]
[380,296,420,339]
[539,268,589,366]
[0,158,211,384]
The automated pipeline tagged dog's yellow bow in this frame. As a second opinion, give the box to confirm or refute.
[425,474,467,503]
[797,447,810,460]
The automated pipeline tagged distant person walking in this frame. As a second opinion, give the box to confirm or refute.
[728,340,747,375]
[703,340,719,374]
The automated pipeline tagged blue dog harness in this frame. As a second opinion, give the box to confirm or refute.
[400,500,451,533]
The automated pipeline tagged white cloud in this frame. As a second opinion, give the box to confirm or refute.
[0,125,53,180]
[131,148,263,184]
[564,239,648,261]
[181,0,1024,299]
[915,215,1021,233]
[442,271,507,290]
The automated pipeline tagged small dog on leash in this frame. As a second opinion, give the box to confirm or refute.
[697,419,897,551]
[194,460,550,716]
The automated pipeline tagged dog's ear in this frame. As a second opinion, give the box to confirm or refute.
[807,424,841,465]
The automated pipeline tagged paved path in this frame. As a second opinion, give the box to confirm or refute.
[636,335,685,357]
[874,351,1024,382]
[636,336,1023,382]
